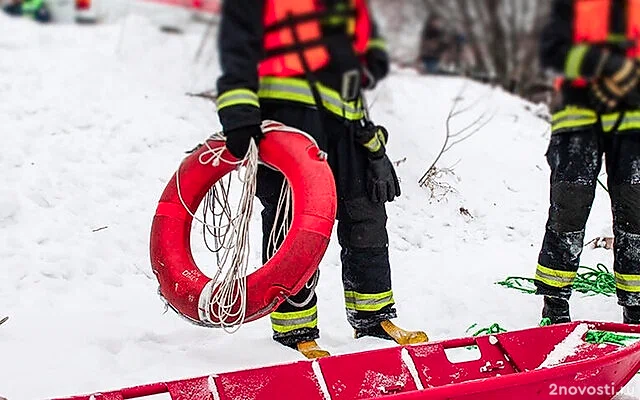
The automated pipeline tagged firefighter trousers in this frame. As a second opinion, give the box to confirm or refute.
[257,101,397,347]
[535,118,640,306]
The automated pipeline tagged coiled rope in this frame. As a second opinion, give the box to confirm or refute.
[175,132,259,332]
[496,263,616,297]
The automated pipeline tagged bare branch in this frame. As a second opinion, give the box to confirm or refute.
[418,81,468,187]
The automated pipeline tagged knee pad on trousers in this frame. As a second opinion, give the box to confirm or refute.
[548,182,595,232]
[611,184,640,233]
[338,197,388,248]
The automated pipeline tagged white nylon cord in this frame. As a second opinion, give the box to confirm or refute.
[175,133,258,332]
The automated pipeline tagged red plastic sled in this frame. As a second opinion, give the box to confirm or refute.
[55,321,640,400]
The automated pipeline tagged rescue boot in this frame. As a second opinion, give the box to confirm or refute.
[623,306,640,324]
[541,296,571,324]
[354,320,428,345]
[296,340,331,359]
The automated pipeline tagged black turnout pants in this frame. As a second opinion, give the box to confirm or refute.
[258,101,397,347]
[535,121,640,307]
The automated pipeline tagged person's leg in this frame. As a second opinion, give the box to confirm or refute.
[605,130,640,322]
[258,103,329,356]
[535,125,602,323]
[329,116,427,344]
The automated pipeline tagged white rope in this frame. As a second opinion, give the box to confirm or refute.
[175,133,258,332]
[267,178,292,259]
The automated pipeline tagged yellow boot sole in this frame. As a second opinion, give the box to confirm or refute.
[296,340,331,359]
[380,320,429,345]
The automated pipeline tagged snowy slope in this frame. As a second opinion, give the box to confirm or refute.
[0,10,637,400]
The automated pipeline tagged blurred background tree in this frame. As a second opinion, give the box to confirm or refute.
[371,0,553,102]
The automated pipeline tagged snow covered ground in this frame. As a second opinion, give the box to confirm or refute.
[1,7,638,400]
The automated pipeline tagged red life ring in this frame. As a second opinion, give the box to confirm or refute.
[150,121,337,326]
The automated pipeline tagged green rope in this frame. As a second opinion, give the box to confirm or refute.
[464,323,508,350]
[495,276,537,294]
[539,317,552,327]
[584,330,640,346]
[496,263,616,297]
[573,264,616,296]
[466,322,508,337]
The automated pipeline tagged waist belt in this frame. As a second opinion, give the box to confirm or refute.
[258,76,364,120]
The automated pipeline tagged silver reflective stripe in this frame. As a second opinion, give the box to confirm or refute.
[345,292,394,309]
[615,274,640,292]
[270,314,317,327]
[535,270,574,285]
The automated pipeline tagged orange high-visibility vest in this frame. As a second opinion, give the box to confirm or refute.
[259,0,371,77]
[568,0,640,87]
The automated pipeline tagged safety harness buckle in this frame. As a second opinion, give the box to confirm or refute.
[341,68,361,102]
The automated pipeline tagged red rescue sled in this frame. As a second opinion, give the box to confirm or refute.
[55,321,640,400]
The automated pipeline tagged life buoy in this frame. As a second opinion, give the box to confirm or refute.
[150,121,337,327]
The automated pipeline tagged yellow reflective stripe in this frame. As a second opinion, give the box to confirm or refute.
[551,107,597,133]
[551,107,597,122]
[551,107,640,134]
[323,3,351,25]
[615,272,640,292]
[216,89,259,111]
[602,111,640,132]
[344,290,394,312]
[367,38,387,51]
[565,45,590,79]
[259,77,364,120]
[270,305,318,333]
[601,112,622,132]
[535,264,577,288]
[363,134,382,153]
[607,33,628,43]
[377,128,387,146]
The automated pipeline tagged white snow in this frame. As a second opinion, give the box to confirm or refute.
[311,360,332,400]
[401,347,424,391]
[0,7,638,400]
[536,323,590,369]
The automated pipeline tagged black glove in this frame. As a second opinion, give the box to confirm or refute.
[589,54,640,112]
[354,121,388,159]
[224,125,263,159]
[362,48,389,90]
[366,155,401,203]
[589,76,640,113]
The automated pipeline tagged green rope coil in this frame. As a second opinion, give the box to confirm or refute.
[496,263,616,297]
[573,264,616,296]
[584,330,640,347]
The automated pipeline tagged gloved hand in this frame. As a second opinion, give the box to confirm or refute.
[589,54,640,112]
[366,155,401,203]
[224,124,263,159]
[362,47,389,90]
[589,75,640,113]
[354,121,388,159]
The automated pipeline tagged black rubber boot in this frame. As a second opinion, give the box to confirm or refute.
[623,306,640,324]
[542,296,571,324]
[354,320,428,345]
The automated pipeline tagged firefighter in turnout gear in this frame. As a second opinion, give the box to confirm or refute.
[215,0,428,358]
[536,0,640,324]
